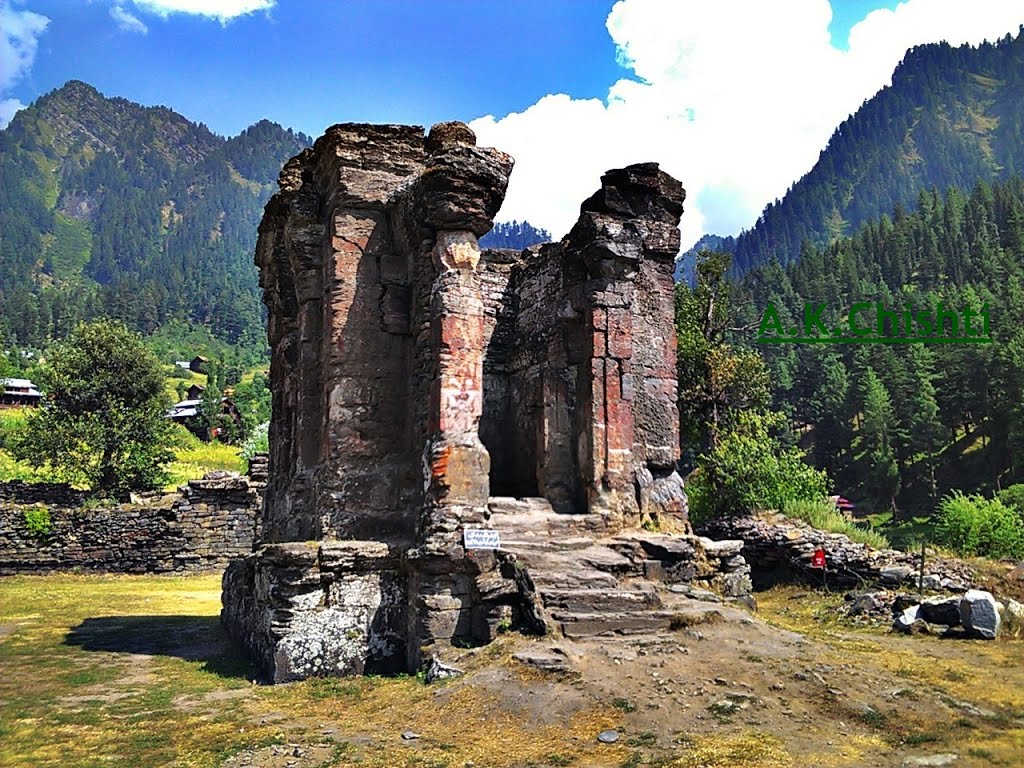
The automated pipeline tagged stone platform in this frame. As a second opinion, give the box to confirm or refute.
[223,497,749,682]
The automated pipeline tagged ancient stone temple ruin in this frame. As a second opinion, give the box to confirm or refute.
[222,121,751,682]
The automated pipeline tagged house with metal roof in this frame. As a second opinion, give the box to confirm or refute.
[0,378,43,408]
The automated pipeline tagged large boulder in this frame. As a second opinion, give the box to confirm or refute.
[918,596,962,627]
[959,590,1000,639]
[893,605,921,634]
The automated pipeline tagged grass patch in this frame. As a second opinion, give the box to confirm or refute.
[626,731,657,747]
[669,732,792,767]
[612,697,638,713]
[164,424,243,489]
[782,499,890,549]
[0,574,643,768]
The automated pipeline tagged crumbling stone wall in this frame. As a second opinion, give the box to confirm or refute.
[222,120,691,680]
[0,480,87,507]
[473,164,688,525]
[700,513,976,591]
[0,471,263,575]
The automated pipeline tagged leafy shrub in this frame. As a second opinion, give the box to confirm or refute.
[996,484,1024,517]
[781,498,890,549]
[688,410,829,524]
[241,421,269,465]
[22,505,52,538]
[934,491,1024,559]
[0,409,27,451]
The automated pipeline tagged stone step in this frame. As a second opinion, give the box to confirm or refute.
[531,567,620,590]
[486,497,608,539]
[552,609,682,639]
[541,585,662,613]
[502,545,634,588]
[499,536,596,553]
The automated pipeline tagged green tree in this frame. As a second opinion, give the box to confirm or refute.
[196,377,225,442]
[905,346,945,501]
[688,409,829,522]
[859,367,901,512]
[11,320,173,494]
[676,251,770,456]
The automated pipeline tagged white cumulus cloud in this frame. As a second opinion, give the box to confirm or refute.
[128,0,275,23]
[110,4,148,34]
[0,0,49,128]
[470,0,1024,250]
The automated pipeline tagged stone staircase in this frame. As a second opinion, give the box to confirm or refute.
[486,497,751,639]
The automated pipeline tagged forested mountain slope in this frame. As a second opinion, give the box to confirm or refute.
[0,81,310,350]
[728,28,1024,274]
[736,176,1024,507]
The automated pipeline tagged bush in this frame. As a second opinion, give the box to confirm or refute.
[996,484,1024,517]
[688,410,829,524]
[22,505,52,538]
[11,320,174,495]
[934,491,1024,559]
[782,498,890,549]
[240,421,269,465]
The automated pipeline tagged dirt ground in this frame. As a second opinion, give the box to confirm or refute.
[0,574,1021,768]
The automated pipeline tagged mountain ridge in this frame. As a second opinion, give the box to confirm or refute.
[0,80,312,352]
[712,27,1024,275]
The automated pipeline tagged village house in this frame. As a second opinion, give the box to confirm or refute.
[0,378,42,408]
[166,394,242,439]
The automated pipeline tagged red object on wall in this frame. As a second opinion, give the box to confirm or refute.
[811,548,826,569]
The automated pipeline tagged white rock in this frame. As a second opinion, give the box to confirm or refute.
[959,590,1000,639]
[893,605,920,633]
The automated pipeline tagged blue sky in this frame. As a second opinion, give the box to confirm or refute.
[3,0,1023,244]
[6,0,897,137]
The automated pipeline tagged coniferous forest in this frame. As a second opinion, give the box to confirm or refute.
[721,177,1024,513]
[724,29,1024,275]
[0,81,310,358]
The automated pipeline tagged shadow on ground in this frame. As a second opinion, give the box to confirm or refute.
[64,615,254,679]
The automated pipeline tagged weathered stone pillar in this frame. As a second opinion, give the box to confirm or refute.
[420,234,490,544]
[408,123,514,663]
[565,163,687,527]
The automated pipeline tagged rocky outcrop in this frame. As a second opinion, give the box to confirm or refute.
[223,120,728,680]
[700,512,974,591]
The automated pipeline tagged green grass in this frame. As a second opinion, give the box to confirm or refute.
[863,511,934,550]
[0,575,644,768]
[44,214,92,282]
[164,424,243,489]
[782,498,890,549]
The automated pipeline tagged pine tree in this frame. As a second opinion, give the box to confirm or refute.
[905,345,945,501]
[860,367,901,512]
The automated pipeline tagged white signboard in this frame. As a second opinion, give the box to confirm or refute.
[463,528,501,550]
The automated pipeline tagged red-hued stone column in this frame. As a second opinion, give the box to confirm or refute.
[578,272,640,523]
[566,162,686,527]
[421,239,491,543]
[408,123,515,666]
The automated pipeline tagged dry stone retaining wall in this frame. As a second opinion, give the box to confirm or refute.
[699,512,975,591]
[0,470,263,575]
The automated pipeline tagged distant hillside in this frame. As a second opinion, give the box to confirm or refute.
[0,81,310,350]
[729,28,1024,274]
[674,234,737,285]
[479,220,551,250]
